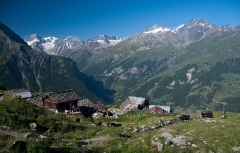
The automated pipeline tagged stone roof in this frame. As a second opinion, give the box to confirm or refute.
[78,97,94,107]
[94,102,107,112]
[46,89,80,103]
[27,92,45,107]
[8,88,30,94]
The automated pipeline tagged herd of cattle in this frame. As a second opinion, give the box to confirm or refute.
[76,111,213,128]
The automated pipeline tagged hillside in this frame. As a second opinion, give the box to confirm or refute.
[0,93,240,152]
[0,22,115,103]
[72,19,240,112]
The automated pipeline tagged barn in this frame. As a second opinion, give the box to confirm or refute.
[43,89,80,112]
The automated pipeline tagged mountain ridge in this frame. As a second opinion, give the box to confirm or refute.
[0,22,115,104]
[2,18,240,111]
[76,18,240,112]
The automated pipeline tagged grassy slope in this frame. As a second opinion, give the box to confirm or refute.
[0,93,240,152]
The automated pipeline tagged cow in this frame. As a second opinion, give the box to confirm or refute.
[107,122,122,127]
[201,111,213,118]
[179,115,190,122]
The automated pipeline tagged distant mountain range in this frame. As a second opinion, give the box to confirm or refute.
[75,19,240,112]
[2,18,240,112]
[24,34,125,56]
[0,22,115,104]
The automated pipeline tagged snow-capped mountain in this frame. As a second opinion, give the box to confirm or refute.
[81,35,126,53]
[24,34,46,53]
[24,35,83,55]
[24,34,125,55]
[86,35,125,46]
[128,18,239,49]
[77,18,240,107]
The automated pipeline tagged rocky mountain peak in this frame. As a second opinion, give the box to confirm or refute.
[87,35,124,45]
[152,23,163,29]
[186,18,211,28]
[64,36,83,42]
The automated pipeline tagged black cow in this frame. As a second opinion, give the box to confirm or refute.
[201,111,213,118]
[179,115,190,122]
[107,122,122,127]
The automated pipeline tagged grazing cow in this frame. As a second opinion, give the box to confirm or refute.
[107,122,115,127]
[115,123,122,127]
[201,111,213,118]
[179,115,190,122]
[107,122,122,127]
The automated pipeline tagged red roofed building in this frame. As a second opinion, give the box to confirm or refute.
[147,106,169,114]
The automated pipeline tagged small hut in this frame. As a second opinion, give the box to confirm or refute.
[43,89,80,112]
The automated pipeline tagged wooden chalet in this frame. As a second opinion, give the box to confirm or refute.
[43,89,80,112]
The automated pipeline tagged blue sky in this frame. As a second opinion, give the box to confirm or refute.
[0,0,240,41]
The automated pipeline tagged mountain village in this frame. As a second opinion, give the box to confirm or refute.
[6,88,172,118]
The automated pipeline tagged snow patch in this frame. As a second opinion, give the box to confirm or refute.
[26,38,40,46]
[96,39,105,44]
[144,27,171,34]
[109,38,123,45]
[171,24,185,33]
[64,36,73,40]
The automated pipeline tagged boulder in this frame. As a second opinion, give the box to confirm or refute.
[161,132,186,146]
[92,112,104,118]
[132,127,139,132]
[232,147,240,151]
[29,123,37,129]
[191,144,197,148]
[152,141,163,151]
[107,108,125,116]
